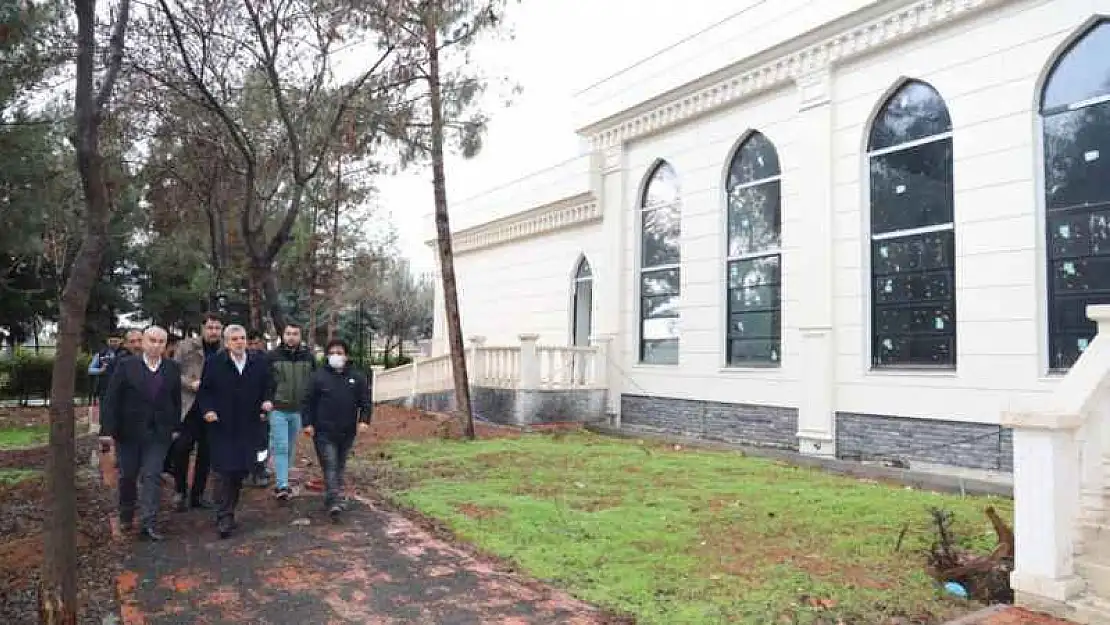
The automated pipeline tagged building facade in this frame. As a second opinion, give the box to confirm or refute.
[429,0,1110,474]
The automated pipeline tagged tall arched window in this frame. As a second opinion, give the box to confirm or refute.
[867,80,956,368]
[725,131,782,366]
[639,161,681,364]
[572,257,593,347]
[1041,20,1110,370]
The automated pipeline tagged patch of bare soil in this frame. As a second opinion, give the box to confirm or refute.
[0,406,50,429]
[0,429,120,625]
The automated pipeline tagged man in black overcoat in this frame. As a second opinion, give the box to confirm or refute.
[99,326,182,541]
[196,324,273,538]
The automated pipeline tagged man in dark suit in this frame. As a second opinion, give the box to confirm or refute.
[98,326,182,541]
[197,324,273,539]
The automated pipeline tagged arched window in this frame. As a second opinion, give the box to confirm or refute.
[572,257,593,347]
[725,131,782,366]
[867,80,956,368]
[1041,20,1110,370]
[639,161,681,364]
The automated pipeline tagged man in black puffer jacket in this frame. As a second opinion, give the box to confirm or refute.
[301,339,371,521]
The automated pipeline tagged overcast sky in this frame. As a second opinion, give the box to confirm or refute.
[378,0,760,271]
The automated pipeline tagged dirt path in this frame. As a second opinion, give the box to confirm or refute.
[107,407,617,624]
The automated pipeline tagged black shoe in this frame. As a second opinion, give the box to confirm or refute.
[190,497,213,510]
[275,487,291,502]
[138,527,164,542]
[328,504,341,522]
[119,513,134,530]
[173,493,188,513]
[218,528,232,539]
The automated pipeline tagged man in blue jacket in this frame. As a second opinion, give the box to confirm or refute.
[301,339,371,521]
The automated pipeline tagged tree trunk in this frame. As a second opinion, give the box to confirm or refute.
[41,0,126,621]
[426,22,474,440]
[261,263,287,333]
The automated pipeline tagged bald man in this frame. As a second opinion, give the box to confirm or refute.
[100,326,183,541]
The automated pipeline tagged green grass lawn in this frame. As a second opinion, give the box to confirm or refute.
[0,425,48,449]
[0,468,41,485]
[377,433,1012,625]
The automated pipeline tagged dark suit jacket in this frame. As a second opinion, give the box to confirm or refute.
[100,356,183,443]
[196,350,273,473]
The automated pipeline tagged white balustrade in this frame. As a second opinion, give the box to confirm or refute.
[371,333,606,404]
[1003,305,1110,613]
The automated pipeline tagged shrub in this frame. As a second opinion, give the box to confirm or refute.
[0,351,94,402]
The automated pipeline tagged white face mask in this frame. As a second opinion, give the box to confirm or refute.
[327,354,346,369]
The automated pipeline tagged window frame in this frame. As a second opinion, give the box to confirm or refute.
[865,80,957,370]
[638,162,681,366]
[724,131,783,368]
[1038,19,1110,371]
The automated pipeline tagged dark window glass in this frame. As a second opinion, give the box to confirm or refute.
[1043,102,1110,211]
[1042,21,1110,370]
[575,258,592,279]
[641,201,681,266]
[642,161,680,209]
[727,255,781,366]
[868,80,955,368]
[727,131,781,187]
[725,133,782,366]
[1041,21,1110,113]
[869,138,953,235]
[727,180,781,257]
[640,162,681,364]
[868,81,952,151]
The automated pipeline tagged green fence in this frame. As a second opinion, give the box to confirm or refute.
[0,352,94,405]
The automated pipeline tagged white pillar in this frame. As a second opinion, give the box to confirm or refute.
[1009,426,1083,603]
[594,144,627,421]
[467,335,486,385]
[590,333,617,422]
[793,66,837,456]
[408,357,421,407]
[518,334,540,390]
[370,365,384,403]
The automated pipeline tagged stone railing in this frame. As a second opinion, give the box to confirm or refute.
[1002,305,1110,614]
[373,333,610,403]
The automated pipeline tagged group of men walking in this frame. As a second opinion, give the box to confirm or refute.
[95,313,373,541]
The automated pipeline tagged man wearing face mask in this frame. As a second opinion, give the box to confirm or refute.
[301,339,371,521]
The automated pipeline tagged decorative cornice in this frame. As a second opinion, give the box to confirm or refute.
[584,0,1017,149]
[427,193,600,255]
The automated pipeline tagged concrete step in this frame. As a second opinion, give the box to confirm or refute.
[1070,594,1110,624]
[1077,558,1110,600]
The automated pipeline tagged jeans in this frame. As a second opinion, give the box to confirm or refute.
[313,433,354,508]
[269,410,302,489]
[214,471,246,532]
[171,407,210,502]
[117,438,171,529]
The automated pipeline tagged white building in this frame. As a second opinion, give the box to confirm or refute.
[379,2,1110,616]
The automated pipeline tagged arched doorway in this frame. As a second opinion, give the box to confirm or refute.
[572,257,593,346]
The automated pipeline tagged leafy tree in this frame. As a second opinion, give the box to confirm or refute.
[367,0,514,439]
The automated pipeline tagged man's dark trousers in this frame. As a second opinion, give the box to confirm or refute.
[171,405,211,503]
[214,471,247,532]
[313,433,354,508]
[117,438,171,529]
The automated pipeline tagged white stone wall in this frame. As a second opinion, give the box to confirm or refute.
[827,0,1100,422]
[433,0,1110,431]
[431,222,604,349]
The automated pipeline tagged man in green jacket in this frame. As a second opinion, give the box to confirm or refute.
[266,323,316,500]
